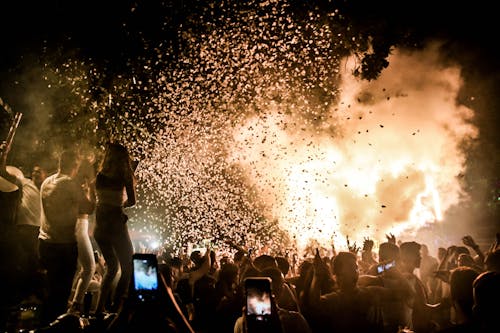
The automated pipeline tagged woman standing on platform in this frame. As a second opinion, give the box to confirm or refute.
[94,143,136,314]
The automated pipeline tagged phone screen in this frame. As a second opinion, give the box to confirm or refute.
[132,253,159,303]
[377,260,396,274]
[384,260,395,271]
[245,277,272,320]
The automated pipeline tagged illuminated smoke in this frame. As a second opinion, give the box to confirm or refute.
[231,43,478,252]
[33,2,479,255]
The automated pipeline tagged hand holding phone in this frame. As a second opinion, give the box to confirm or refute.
[376,260,396,274]
[132,253,160,304]
[244,277,274,332]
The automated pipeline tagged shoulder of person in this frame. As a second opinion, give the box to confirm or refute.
[21,177,37,188]
[278,308,311,333]
[63,176,83,190]
[233,316,244,333]
[40,174,56,190]
[358,274,382,287]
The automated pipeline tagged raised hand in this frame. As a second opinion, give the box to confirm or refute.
[488,232,500,254]
[386,233,396,244]
[363,237,374,251]
[462,235,478,249]
[346,236,360,254]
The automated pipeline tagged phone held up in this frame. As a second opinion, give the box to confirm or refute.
[377,260,396,274]
[131,253,160,304]
[244,277,273,332]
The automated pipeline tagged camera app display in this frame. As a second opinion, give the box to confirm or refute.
[246,287,271,317]
[245,277,272,322]
[134,259,158,291]
[132,253,159,303]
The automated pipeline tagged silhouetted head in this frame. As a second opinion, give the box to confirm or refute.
[58,150,80,177]
[218,262,239,286]
[31,164,47,189]
[457,253,476,269]
[420,244,430,257]
[449,266,479,319]
[261,266,285,298]
[239,265,261,286]
[233,249,246,264]
[100,142,132,178]
[438,247,447,261]
[473,271,500,328]
[253,254,278,271]
[332,252,359,291]
[190,250,205,268]
[455,246,471,256]
[400,241,422,270]
[275,256,290,277]
[485,248,500,273]
[169,256,183,269]
[297,260,313,282]
[379,242,400,262]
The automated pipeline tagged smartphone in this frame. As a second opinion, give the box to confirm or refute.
[132,253,160,303]
[245,277,272,325]
[377,260,396,274]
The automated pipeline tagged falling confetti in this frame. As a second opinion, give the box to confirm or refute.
[35,1,478,255]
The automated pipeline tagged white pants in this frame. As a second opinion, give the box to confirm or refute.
[72,217,96,306]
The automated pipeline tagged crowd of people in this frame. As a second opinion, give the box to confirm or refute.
[1,139,499,333]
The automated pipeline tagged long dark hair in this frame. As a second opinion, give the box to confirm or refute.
[99,143,133,181]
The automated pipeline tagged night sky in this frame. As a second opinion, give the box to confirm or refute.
[1,1,498,73]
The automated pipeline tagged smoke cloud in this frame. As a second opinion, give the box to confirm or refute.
[231,43,478,251]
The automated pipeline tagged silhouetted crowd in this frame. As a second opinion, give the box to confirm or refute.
[1,141,499,333]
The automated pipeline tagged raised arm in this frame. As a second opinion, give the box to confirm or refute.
[188,246,211,286]
[434,246,456,283]
[0,141,18,185]
[304,249,329,308]
[462,235,485,268]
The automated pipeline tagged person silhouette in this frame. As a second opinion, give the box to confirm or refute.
[94,143,137,315]
[68,158,97,314]
[38,149,86,326]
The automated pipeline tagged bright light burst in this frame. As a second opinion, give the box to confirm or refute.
[231,45,477,253]
[42,1,477,255]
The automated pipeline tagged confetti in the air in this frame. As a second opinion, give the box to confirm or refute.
[37,0,477,255]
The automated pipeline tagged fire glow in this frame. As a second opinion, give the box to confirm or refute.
[231,46,477,252]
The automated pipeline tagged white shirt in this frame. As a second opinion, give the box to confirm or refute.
[17,178,42,227]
